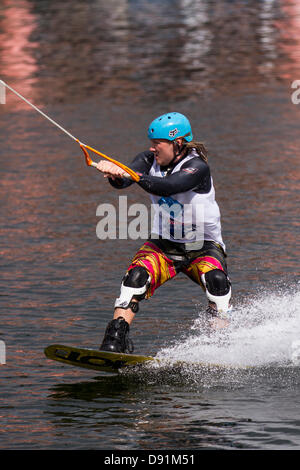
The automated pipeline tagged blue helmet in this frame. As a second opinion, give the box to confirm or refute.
[147,112,193,142]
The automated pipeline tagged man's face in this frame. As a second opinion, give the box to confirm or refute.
[149,139,174,166]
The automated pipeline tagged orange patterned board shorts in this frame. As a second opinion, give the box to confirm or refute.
[126,240,227,299]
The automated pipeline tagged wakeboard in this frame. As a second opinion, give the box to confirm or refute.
[44,344,156,373]
[45,344,251,374]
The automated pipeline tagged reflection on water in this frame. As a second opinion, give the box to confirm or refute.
[0,0,38,109]
[42,361,300,450]
[0,0,299,452]
[1,0,300,104]
[278,0,300,79]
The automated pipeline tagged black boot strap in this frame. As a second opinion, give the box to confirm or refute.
[128,301,139,313]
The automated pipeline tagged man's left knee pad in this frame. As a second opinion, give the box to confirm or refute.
[201,269,232,313]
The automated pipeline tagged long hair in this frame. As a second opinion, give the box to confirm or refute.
[182,140,208,164]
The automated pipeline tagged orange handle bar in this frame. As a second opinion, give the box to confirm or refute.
[78,140,140,182]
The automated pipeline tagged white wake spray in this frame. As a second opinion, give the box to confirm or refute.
[156,284,300,369]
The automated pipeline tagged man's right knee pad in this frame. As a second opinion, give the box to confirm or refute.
[114,266,151,310]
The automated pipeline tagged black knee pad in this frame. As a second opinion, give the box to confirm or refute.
[124,266,150,288]
[123,266,150,301]
[205,269,230,296]
[115,266,151,311]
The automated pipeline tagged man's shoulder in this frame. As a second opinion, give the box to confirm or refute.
[181,154,210,174]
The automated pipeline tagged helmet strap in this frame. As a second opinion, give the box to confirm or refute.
[172,133,191,159]
[173,140,182,158]
[171,139,187,162]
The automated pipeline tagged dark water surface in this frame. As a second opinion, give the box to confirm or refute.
[0,0,299,450]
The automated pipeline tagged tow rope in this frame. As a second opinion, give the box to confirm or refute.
[0,79,140,182]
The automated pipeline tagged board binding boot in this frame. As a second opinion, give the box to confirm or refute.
[99,317,134,354]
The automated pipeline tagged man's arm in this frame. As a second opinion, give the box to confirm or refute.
[137,157,211,196]
[108,151,154,189]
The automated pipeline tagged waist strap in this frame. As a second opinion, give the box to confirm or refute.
[149,235,226,258]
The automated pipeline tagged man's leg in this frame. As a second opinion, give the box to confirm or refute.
[201,269,232,329]
[113,306,135,325]
[99,241,178,353]
[100,266,150,353]
[182,243,232,329]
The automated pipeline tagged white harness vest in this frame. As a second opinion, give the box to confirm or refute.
[149,151,226,251]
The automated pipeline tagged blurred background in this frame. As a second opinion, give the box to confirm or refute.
[1,0,300,103]
[0,0,299,450]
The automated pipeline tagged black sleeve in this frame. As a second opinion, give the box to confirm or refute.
[108,151,154,189]
[137,157,211,196]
